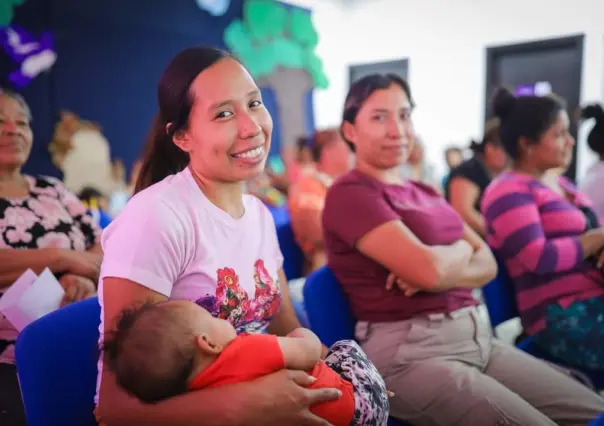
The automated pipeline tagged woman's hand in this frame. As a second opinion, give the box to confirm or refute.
[385,272,421,297]
[58,250,102,280]
[248,370,341,426]
[59,273,96,306]
[597,250,604,270]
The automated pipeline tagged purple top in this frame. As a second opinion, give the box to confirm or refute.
[322,170,478,323]
[482,171,604,334]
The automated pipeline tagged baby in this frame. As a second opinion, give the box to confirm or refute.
[103,300,390,426]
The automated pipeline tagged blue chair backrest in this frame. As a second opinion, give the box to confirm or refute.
[272,207,304,281]
[303,266,356,347]
[482,257,518,328]
[304,267,410,426]
[589,413,604,425]
[15,297,101,426]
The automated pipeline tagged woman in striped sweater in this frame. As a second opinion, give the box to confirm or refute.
[482,87,604,371]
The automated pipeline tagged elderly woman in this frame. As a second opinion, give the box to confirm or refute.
[0,90,102,426]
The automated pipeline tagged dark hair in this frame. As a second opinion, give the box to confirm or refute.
[581,104,604,155]
[77,186,104,202]
[310,128,340,162]
[469,118,501,154]
[0,88,31,119]
[134,47,231,194]
[492,87,565,160]
[341,74,414,152]
[102,302,198,403]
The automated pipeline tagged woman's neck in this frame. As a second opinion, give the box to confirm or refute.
[0,166,22,183]
[189,167,245,219]
[513,162,546,181]
[355,160,402,185]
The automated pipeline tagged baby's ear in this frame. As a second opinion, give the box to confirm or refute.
[196,333,223,355]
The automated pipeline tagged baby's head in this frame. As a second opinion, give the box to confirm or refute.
[103,300,237,403]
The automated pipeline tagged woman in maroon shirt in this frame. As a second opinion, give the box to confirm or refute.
[322,74,604,425]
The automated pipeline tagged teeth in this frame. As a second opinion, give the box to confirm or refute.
[233,146,264,159]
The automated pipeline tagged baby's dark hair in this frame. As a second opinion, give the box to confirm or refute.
[102,301,199,403]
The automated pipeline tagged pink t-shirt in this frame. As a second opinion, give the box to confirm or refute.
[95,168,284,402]
[322,170,477,323]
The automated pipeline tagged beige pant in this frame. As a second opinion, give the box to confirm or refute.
[355,307,604,426]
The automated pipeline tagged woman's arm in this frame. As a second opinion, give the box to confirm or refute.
[98,277,338,426]
[356,220,474,291]
[451,223,498,289]
[448,177,486,237]
[483,186,604,275]
[0,247,100,289]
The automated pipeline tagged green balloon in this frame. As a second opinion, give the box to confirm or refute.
[0,2,14,28]
[224,20,254,56]
[289,9,318,48]
[244,0,286,42]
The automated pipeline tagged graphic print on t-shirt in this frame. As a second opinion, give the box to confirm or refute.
[195,259,281,333]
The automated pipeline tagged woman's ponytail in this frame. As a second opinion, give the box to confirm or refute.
[134,114,189,194]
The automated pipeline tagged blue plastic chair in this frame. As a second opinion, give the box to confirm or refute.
[482,259,604,390]
[270,205,305,281]
[589,412,604,425]
[15,297,101,426]
[304,266,410,426]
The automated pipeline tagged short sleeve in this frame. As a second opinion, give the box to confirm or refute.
[49,178,102,249]
[99,197,189,297]
[323,179,399,247]
[449,160,484,187]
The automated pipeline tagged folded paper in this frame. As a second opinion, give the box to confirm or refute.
[0,268,65,332]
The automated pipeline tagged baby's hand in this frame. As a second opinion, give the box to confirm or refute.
[387,391,395,398]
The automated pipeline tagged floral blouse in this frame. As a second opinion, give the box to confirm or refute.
[0,175,101,364]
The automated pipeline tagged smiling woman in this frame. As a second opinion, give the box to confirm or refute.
[322,74,604,425]
[0,89,102,426]
[96,47,340,426]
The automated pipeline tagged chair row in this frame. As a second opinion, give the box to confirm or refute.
[15,270,604,426]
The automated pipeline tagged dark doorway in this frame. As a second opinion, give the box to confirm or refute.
[349,59,409,86]
[485,35,584,180]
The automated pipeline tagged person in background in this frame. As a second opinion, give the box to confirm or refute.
[482,87,604,372]
[0,89,102,426]
[446,119,509,237]
[441,145,463,188]
[78,186,113,228]
[444,146,463,170]
[398,136,440,190]
[579,103,604,219]
[323,74,604,425]
[95,47,340,426]
[288,128,352,273]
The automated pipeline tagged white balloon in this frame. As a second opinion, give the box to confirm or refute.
[196,0,231,16]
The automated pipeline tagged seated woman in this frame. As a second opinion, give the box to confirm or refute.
[322,74,604,425]
[578,103,604,219]
[446,119,508,237]
[482,88,604,372]
[0,90,102,426]
[95,47,341,426]
[288,129,352,272]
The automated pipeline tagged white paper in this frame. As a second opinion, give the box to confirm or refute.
[0,268,65,331]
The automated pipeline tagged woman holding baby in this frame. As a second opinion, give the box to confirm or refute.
[96,48,388,426]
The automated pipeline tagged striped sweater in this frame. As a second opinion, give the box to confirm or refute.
[482,171,604,334]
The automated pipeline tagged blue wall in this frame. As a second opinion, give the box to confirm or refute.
[0,0,315,179]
